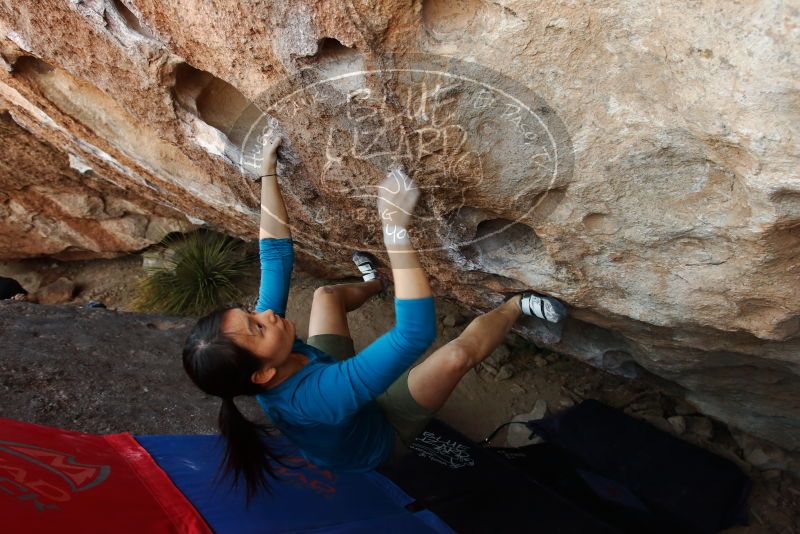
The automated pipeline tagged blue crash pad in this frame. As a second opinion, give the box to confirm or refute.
[136,434,452,534]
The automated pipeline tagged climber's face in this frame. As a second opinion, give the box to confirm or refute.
[222,307,295,382]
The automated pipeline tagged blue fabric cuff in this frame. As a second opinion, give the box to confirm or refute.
[259,237,293,258]
[394,296,437,340]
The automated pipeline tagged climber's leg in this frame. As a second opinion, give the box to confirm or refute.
[308,280,383,337]
[407,295,523,411]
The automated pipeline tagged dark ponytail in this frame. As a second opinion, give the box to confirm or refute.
[217,395,278,500]
[183,307,281,503]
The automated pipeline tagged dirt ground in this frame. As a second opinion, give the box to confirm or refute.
[1,253,798,532]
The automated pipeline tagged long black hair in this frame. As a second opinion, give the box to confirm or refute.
[182,306,282,502]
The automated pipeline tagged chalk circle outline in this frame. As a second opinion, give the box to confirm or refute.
[231,53,573,254]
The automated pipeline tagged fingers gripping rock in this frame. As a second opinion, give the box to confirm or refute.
[377,166,420,245]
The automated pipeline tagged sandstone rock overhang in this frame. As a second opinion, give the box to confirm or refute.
[0,1,797,461]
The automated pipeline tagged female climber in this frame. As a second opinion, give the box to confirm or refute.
[182,133,568,500]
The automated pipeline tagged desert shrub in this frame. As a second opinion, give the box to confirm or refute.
[134,231,253,316]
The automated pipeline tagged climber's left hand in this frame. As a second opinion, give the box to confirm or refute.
[260,132,281,173]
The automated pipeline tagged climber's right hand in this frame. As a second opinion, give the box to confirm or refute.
[377,167,419,245]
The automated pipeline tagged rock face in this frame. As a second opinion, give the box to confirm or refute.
[0,2,798,453]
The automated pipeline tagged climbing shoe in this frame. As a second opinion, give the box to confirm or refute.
[352,250,379,281]
[352,251,390,295]
[519,292,568,323]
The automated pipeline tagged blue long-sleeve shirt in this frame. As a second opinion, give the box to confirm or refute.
[253,238,436,471]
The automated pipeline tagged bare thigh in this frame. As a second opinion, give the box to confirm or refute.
[308,286,351,338]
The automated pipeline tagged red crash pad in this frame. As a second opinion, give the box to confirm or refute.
[1,418,210,533]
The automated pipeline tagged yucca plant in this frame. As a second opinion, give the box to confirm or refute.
[134,230,254,316]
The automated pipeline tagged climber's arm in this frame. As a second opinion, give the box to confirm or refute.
[380,168,431,299]
[254,133,293,316]
[290,168,436,422]
[259,133,291,239]
[254,238,293,316]
[294,296,436,423]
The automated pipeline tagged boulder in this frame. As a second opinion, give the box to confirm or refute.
[442,312,465,328]
[34,276,75,305]
[667,415,687,436]
[0,1,797,455]
[484,343,512,369]
[506,399,548,447]
[685,416,715,441]
[494,363,514,381]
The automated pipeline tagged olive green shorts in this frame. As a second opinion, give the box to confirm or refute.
[306,333,436,464]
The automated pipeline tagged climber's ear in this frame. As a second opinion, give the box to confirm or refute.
[251,366,277,385]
